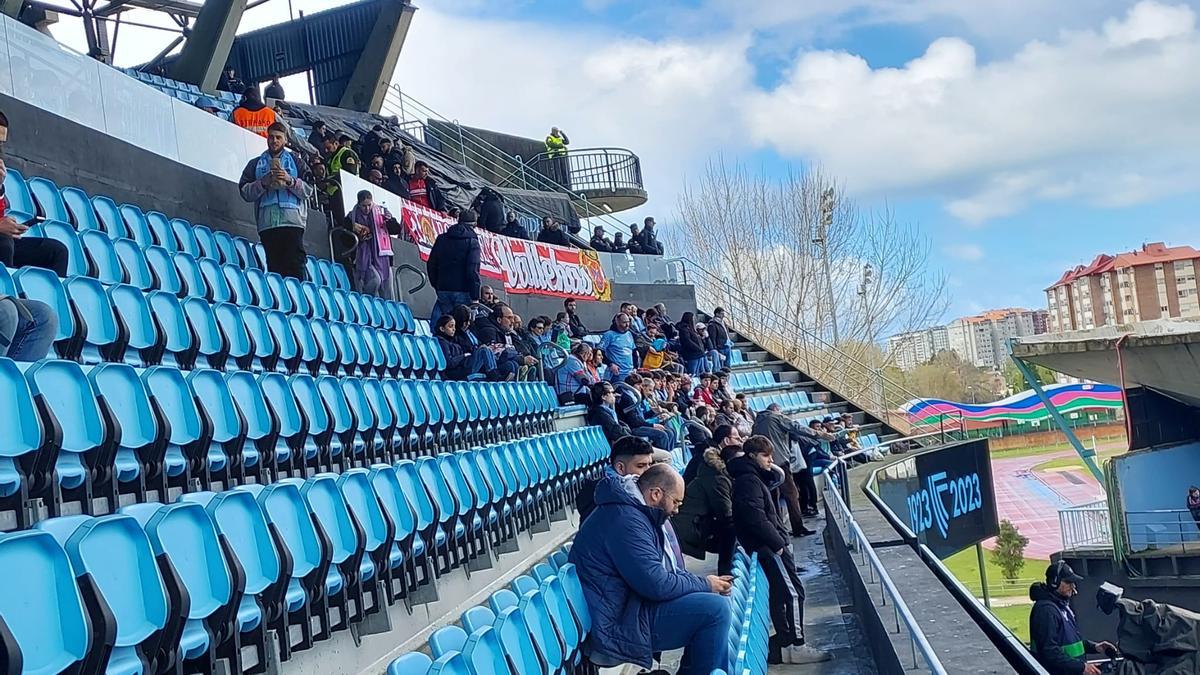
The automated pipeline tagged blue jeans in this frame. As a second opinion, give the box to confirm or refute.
[685,358,706,375]
[0,297,57,361]
[431,290,473,326]
[718,345,732,366]
[707,350,723,372]
[649,592,732,675]
[632,425,672,451]
[464,348,496,378]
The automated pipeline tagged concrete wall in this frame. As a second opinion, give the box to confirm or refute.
[0,93,333,259]
[1112,442,1200,551]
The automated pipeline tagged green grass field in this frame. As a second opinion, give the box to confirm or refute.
[987,603,1033,644]
[942,547,1041,596]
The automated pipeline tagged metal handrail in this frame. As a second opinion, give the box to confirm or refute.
[823,463,949,673]
[525,147,645,194]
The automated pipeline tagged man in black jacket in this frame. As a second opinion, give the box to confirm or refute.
[471,302,537,379]
[589,226,613,252]
[427,209,482,324]
[565,298,588,338]
[1028,562,1116,674]
[708,307,731,366]
[575,432,654,522]
[730,436,830,666]
[500,212,528,239]
[536,216,571,247]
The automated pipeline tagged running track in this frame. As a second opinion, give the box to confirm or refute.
[985,449,1109,560]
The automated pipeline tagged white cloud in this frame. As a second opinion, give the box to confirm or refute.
[943,243,985,261]
[744,1,1200,223]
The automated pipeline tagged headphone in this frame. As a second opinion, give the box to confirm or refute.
[1049,560,1067,586]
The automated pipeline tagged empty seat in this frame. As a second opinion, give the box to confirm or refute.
[119,204,157,248]
[242,306,278,373]
[184,297,228,370]
[148,291,196,369]
[36,220,89,277]
[27,176,71,222]
[298,474,370,628]
[0,529,94,674]
[88,362,165,500]
[65,275,121,363]
[174,253,208,300]
[260,371,304,475]
[141,366,206,489]
[114,238,154,290]
[109,283,162,366]
[192,223,219,260]
[224,370,273,478]
[225,264,254,306]
[81,229,124,284]
[171,218,201,258]
[145,245,183,295]
[2,168,37,222]
[92,194,130,239]
[214,302,253,371]
[0,357,57,528]
[199,257,232,303]
[266,310,300,373]
[186,368,244,485]
[213,230,238,265]
[146,211,177,251]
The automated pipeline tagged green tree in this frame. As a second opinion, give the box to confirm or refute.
[991,519,1030,581]
[1002,358,1059,394]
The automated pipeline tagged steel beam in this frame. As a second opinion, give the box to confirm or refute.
[170,0,246,91]
[338,0,415,113]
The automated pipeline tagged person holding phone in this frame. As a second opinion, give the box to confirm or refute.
[730,436,831,665]
[239,122,308,279]
[569,458,732,675]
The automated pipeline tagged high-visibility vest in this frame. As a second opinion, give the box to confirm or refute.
[231,106,277,138]
[545,134,567,157]
[327,146,360,177]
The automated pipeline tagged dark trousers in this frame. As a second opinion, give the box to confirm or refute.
[794,469,819,514]
[761,549,806,650]
[0,236,69,277]
[712,523,736,577]
[778,469,807,534]
[260,227,307,280]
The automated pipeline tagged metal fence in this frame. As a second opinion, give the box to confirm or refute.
[1059,500,1112,551]
[823,465,949,674]
[1125,508,1200,553]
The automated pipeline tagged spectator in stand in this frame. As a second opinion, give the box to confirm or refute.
[674,372,696,410]
[611,232,627,253]
[1190,487,1200,531]
[627,223,645,254]
[684,424,742,482]
[435,314,496,380]
[500,211,527,239]
[378,137,407,171]
[472,187,506,234]
[0,119,68,278]
[590,226,613,252]
[359,124,385,163]
[555,342,597,405]
[576,432,656,521]
[683,404,714,448]
[426,209,482,324]
[715,369,735,403]
[477,285,499,315]
[730,436,829,665]
[564,298,588,338]
[697,323,723,373]
[675,443,741,576]
[383,163,408,197]
[587,346,605,382]
[586,381,634,445]
[569,462,732,674]
[348,189,402,299]
[1028,562,1117,675]
[599,312,637,382]
[641,216,665,255]
[753,404,834,535]
[239,122,308,279]
[401,161,445,212]
[218,66,245,94]
[193,96,221,115]
[544,126,571,187]
[692,373,716,407]
[307,121,327,150]
[0,292,56,361]
[676,312,707,374]
[536,216,570,246]
[472,302,538,380]
[322,133,360,226]
[368,155,385,174]
[231,86,277,138]
[264,76,285,100]
[713,399,741,431]
[709,307,732,367]
[366,169,384,187]
[617,372,676,451]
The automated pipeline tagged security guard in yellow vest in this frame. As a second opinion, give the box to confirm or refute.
[545,126,570,157]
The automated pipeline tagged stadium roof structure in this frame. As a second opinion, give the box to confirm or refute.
[9,0,415,112]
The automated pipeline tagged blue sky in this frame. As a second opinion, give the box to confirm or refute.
[389,0,1200,324]
[51,0,1200,324]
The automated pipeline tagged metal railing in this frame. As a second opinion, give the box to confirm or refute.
[823,463,949,674]
[1059,500,1112,551]
[679,257,951,436]
[525,147,644,194]
[1124,508,1200,554]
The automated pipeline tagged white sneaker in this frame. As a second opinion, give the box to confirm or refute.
[786,644,832,664]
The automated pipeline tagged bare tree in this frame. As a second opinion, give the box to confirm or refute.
[671,157,950,418]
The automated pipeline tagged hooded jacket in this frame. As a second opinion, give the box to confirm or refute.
[673,448,733,558]
[426,223,482,298]
[676,314,706,361]
[728,456,789,553]
[752,408,822,472]
[1028,582,1097,674]
[472,188,506,234]
[567,472,711,669]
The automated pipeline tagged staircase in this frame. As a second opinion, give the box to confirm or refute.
[376,88,954,441]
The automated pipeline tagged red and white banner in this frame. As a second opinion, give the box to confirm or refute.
[341,171,612,301]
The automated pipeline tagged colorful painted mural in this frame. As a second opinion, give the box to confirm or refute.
[903,383,1123,426]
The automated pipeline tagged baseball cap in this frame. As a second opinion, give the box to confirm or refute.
[1046,560,1083,586]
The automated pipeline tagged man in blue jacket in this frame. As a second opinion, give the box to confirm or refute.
[239,122,309,279]
[569,463,733,674]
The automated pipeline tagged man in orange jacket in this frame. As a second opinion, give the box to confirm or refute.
[231,86,277,138]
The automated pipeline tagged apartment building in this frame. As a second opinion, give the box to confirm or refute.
[886,308,1047,371]
[1046,242,1200,331]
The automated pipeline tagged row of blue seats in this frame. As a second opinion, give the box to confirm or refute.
[746,390,823,414]
[389,543,588,675]
[719,551,770,675]
[5,169,352,292]
[0,427,606,675]
[729,370,789,394]
[4,266,429,373]
[1,357,560,527]
[121,66,239,104]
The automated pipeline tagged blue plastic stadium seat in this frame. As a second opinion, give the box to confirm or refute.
[65,275,122,364]
[119,204,157,249]
[242,306,277,373]
[388,652,433,675]
[23,359,114,511]
[299,474,372,628]
[0,357,56,528]
[225,264,254,306]
[317,373,354,469]
[175,253,208,300]
[337,469,394,605]
[224,370,273,477]
[186,368,244,485]
[88,362,163,500]
[199,257,232,303]
[2,168,37,222]
[27,176,71,222]
[289,315,321,375]
[37,514,176,675]
[259,372,304,475]
[31,219,89,277]
[145,211,178,252]
[171,218,201,258]
[192,223,218,261]
[213,230,238,265]
[61,186,102,232]
[214,302,253,371]
[91,194,129,239]
[367,463,428,601]
[145,245,183,296]
[146,291,193,369]
[124,501,239,671]
[0,529,94,673]
[113,238,153,290]
[109,283,162,366]
[266,310,300,373]
[461,625,509,675]
[141,366,204,487]
[81,229,124,284]
[235,238,258,270]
